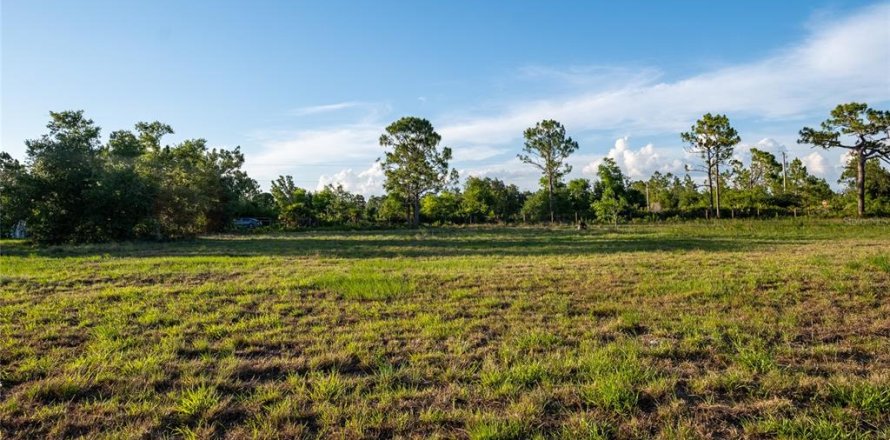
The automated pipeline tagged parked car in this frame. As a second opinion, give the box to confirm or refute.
[232,217,262,228]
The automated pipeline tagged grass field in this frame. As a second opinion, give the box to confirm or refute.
[1,220,889,439]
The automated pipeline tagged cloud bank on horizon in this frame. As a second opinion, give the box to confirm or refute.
[246,2,890,195]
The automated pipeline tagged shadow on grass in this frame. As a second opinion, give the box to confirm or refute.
[0,227,800,259]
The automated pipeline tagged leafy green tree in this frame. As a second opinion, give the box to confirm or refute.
[421,190,461,224]
[798,102,890,217]
[11,111,258,242]
[592,158,626,200]
[592,188,627,225]
[591,158,630,223]
[462,176,495,222]
[88,155,156,240]
[726,149,783,215]
[749,148,783,194]
[676,174,706,212]
[520,190,549,223]
[271,176,315,227]
[785,158,833,212]
[205,146,260,231]
[135,121,174,152]
[681,113,740,218]
[139,139,254,236]
[232,192,278,220]
[840,158,890,215]
[566,178,593,222]
[0,152,29,235]
[639,171,679,212]
[379,117,457,227]
[24,111,102,243]
[106,129,144,159]
[315,184,366,224]
[786,159,824,196]
[377,193,408,224]
[488,179,523,222]
[518,120,579,223]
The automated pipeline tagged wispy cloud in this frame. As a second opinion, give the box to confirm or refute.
[289,101,365,116]
[245,123,382,179]
[439,2,889,147]
[246,3,889,195]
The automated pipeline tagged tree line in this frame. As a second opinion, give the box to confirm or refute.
[1,103,888,243]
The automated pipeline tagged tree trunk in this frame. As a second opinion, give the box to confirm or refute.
[706,152,715,217]
[714,161,721,219]
[412,197,421,227]
[548,174,554,224]
[856,151,866,217]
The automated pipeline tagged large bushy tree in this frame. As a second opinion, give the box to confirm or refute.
[0,152,29,234]
[24,111,103,242]
[8,111,257,243]
[798,103,889,217]
[840,158,890,215]
[379,117,458,227]
[591,158,630,224]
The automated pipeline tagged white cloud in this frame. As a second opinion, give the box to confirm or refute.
[730,137,789,165]
[801,151,828,175]
[246,3,888,191]
[439,3,889,147]
[516,65,663,90]
[459,157,544,190]
[582,137,684,179]
[317,162,385,196]
[289,101,365,116]
[452,145,508,162]
[245,123,381,183]
[754,138,788,155]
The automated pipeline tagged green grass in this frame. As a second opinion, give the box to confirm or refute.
[1,219,888,438]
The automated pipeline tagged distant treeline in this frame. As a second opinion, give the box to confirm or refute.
[1,103,889,243]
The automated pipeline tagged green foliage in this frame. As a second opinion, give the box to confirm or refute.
[315,184,366,224]
[840,158,890,215]
[379,117,458,226]
[590,158,631,224]
[520,189,551,222]
[23,111,103,242]
[567,178,593,221]
[787,158,834,210]
[519,119,579,222]
[0,152,29,234]
[8,106,890,242]
[460,176,523,223]
[421,190,462,224]
[799,102,890,217]
[371,193,409,223]
[271,182,367,227]
[681,113,740,217]
[271,176,314,227]
[7,111,257,243]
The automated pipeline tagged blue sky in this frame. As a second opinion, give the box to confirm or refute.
[2,1,889,194]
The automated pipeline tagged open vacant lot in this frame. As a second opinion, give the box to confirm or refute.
[1,220,888,439]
